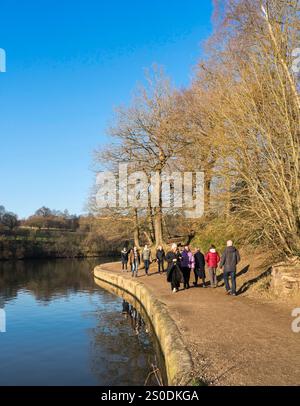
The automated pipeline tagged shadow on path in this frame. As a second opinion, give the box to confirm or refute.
[237,267,272,295]
[217,265,250,289]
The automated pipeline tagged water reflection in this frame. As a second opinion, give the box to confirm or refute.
[90,298,164,386]
[0,259,165,386]
[121,300,164,385]
[123,301,145,336]
[0,258,101,305]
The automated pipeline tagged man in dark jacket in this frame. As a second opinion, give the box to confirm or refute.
[166,244,183,293]
[142,244,152,276]
[180,246,191,289]
[156,246,165,274]
[219,240,241,296]
[121,247,129,272]
[193,248,206,287]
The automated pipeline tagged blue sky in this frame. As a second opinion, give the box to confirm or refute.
[0,0,213,218]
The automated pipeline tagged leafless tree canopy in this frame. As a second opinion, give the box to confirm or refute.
[93,1,300,257]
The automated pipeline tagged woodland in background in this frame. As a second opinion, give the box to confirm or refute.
[2,0,299,261]
[92,0,300,259]
[0,206,130,260]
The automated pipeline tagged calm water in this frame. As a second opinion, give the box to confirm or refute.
[0,258,162,386]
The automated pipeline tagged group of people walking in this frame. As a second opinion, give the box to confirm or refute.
[165,241,240,296]
[120,240,240,296]
[121,245,165,277]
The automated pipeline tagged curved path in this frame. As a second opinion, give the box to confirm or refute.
[95,262,300,386]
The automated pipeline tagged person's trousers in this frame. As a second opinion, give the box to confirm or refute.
[194,269,205,286]
[223,271,236,294]
[171,281,180,291]
[157,260,164,273]
[208,267,217,287]
[170,267,181,291]
[122,261,128,271]
[144,260,150,275]
[131,261,138,277]
[182,267,191,288]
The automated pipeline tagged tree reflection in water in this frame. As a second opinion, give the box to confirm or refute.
[90,299,165,386]
[0,259,166,386]
[125,301,145,335]
[0,258,102,305]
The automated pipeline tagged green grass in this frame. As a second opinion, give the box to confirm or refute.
[191,217,243,253]
[189,377,207,386]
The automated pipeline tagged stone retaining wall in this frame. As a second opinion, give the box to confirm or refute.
[271,258,300,297]
[94,264,196,386]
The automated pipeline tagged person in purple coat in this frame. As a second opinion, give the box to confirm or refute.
[181,245,194,289]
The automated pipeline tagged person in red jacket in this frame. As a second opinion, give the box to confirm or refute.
[205,245,220,288]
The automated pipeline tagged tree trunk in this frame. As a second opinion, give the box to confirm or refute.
[154,207,164,247]
[143,231,153,246]
[204,174,212,215]
[153,165,164,246]
[147,187,155,244]
[224,173,232,218]
[163,217,171,239]
[133,209,140,248]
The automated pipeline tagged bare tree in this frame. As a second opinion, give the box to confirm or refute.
[194,0,300,256]
[97,67,190,246]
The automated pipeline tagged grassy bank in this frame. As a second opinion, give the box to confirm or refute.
[191,217,243,254]
[0,228,123,260]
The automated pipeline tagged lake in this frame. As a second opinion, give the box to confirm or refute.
[0,258,164,386]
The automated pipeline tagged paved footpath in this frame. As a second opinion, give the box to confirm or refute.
[100,262,300,386]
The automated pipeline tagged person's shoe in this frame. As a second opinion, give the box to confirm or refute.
[193,282,197,287]
[231,292,237,296]
[172,288,177,293]
[226,290,231,295]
